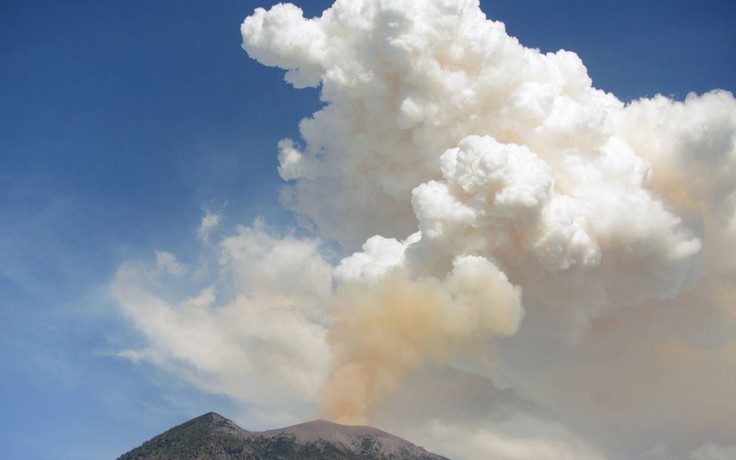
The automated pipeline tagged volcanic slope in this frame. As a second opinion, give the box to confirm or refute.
[117,412,449,460]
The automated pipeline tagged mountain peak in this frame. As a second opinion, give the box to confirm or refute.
[259,418,424,455]
[118,412,448,459]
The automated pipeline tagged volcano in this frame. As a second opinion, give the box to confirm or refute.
[117,411,449,460]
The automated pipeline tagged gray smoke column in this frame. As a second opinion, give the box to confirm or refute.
[241,0,736,455]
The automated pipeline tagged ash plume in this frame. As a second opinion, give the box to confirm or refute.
[240,0,736,457]
[111,1,735,458]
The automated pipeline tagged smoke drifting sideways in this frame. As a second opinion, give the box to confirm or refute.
[114,0,736,458]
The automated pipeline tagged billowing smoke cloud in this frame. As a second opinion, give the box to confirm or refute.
[113,0,735,458]
[325,244,522,422]
[239,0,736,457]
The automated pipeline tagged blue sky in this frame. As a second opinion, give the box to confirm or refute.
[1,1,735,459]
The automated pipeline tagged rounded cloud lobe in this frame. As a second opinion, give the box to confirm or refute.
[112,1,735,459]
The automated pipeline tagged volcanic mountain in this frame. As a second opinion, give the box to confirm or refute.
[117,411,449,460]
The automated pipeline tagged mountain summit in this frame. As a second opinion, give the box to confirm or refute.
[117,412,449,460]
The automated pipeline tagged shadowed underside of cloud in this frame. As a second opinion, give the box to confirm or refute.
[113,0,736,458]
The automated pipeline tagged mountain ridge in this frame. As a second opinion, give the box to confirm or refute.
[117,411,449,460]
